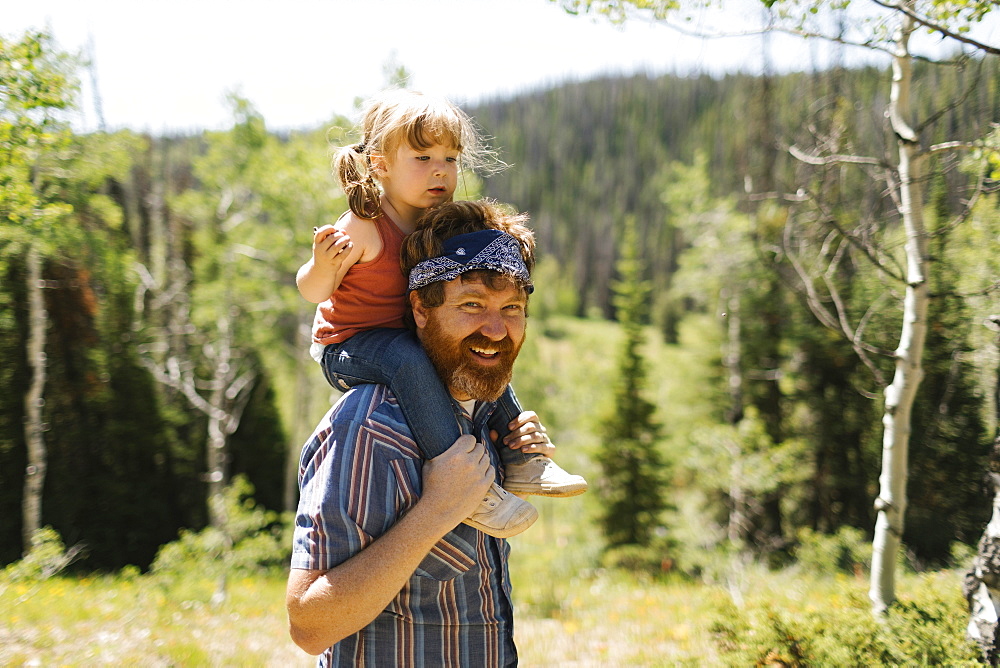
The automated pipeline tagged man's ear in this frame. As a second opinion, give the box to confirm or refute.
[410,291,429,329]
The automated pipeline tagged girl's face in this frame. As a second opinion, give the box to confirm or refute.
[378,141,459,222]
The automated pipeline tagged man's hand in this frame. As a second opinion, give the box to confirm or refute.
[287,434,494,655]
[422,435,494,529]
[494,411,556,458]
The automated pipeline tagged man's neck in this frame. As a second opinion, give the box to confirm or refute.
[456,398,476,417]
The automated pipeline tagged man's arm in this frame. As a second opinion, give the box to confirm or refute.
[286,435,493,655]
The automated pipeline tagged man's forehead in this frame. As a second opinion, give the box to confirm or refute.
[442,275,525,302]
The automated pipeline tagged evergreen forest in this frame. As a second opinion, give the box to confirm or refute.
[2,18,1000,662]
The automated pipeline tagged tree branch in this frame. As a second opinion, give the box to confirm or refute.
[782,221,842,332]
[788,144,883,167]
[785,184,907,285]
[822,238,894,377]
[869,0,1000,55]
[915,58,982,136]
[765,23,898,59]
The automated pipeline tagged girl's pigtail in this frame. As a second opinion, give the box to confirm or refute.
[333,143,381,220]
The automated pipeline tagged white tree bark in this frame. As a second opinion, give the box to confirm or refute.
[966,472,1000,664]
[134,260,256,529]
[964,316,1000,664]
[869,8,929,615]
[21,246,48,551]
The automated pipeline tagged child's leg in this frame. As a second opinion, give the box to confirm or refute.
[321,328,464,460]
[494,386,589,498]
[489,386,537,467]
[322,328,538,537]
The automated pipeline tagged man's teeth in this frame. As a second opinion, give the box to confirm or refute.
[471,347,498,356]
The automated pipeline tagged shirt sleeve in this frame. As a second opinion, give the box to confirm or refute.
[290,407,413,571]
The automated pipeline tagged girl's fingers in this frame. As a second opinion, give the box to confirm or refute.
[503,422,546,446]
[507,410,539,431]
[323,235,352,256]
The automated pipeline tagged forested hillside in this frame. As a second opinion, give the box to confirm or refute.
[472,61,1000,323]
[2,30,998,582]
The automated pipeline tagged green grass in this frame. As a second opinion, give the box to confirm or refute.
[1,572,310,666]
[2,560,980,666]
[5,494,976,667]
[0,496,980,666]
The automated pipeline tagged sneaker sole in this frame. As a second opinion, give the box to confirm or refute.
[462,507,539,538]
[502,481,589,498]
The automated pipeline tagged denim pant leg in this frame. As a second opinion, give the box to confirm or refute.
[490,385,539,466]
[321,328,464,459]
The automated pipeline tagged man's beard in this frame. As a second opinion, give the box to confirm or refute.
[422,315,523,402]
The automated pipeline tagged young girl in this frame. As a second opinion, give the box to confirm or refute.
[296,90,586,538]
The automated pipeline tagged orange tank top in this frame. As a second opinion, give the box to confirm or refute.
[312,212,408,345]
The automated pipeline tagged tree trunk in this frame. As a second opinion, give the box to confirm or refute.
[723,289,747,547]
[964,316,1000,664]
[22,246,48,551]
[206,385,228,527]
[869,9,929,615]
[966,471,1000,665]
[284,311,319,513]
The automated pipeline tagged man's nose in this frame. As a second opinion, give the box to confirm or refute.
[478,312,506,340]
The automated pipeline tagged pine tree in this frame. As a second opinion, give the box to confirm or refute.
[598,216,667,549]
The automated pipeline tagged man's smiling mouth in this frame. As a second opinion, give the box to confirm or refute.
[470,346,500,359]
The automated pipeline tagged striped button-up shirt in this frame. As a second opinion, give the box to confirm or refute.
[291,383,517,667]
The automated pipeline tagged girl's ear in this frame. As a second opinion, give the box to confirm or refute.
[369,153,387,176]
[410,291,428,329]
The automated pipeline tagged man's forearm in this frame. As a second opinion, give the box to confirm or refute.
[286,501,457,655]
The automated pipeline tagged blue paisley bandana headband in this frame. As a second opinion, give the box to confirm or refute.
[408,229,534,294]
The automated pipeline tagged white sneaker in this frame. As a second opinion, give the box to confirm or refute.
[503,456,588,497]
[462,482,538,538]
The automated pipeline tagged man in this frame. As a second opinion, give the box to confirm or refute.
[286,200,557,665]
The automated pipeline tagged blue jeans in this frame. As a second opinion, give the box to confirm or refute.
[320,328,533,464]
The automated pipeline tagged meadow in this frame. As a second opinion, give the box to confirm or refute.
[0,504,980,667]
[0,316,986,666]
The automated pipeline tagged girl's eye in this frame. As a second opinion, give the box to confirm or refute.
[416,156,430,161]
[446,157,458,163]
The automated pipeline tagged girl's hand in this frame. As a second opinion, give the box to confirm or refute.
[491,410,555,458]
[312,225,353,271]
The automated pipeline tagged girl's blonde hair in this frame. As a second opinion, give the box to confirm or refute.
[332,89,500,220]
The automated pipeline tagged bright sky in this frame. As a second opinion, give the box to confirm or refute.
[5,0,994,133]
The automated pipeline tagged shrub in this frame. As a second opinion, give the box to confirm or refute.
[151,476,290,580]
[3,526,85,581]
[795,526,872,576]
[600,543,674,577]
[709,571,981,666]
